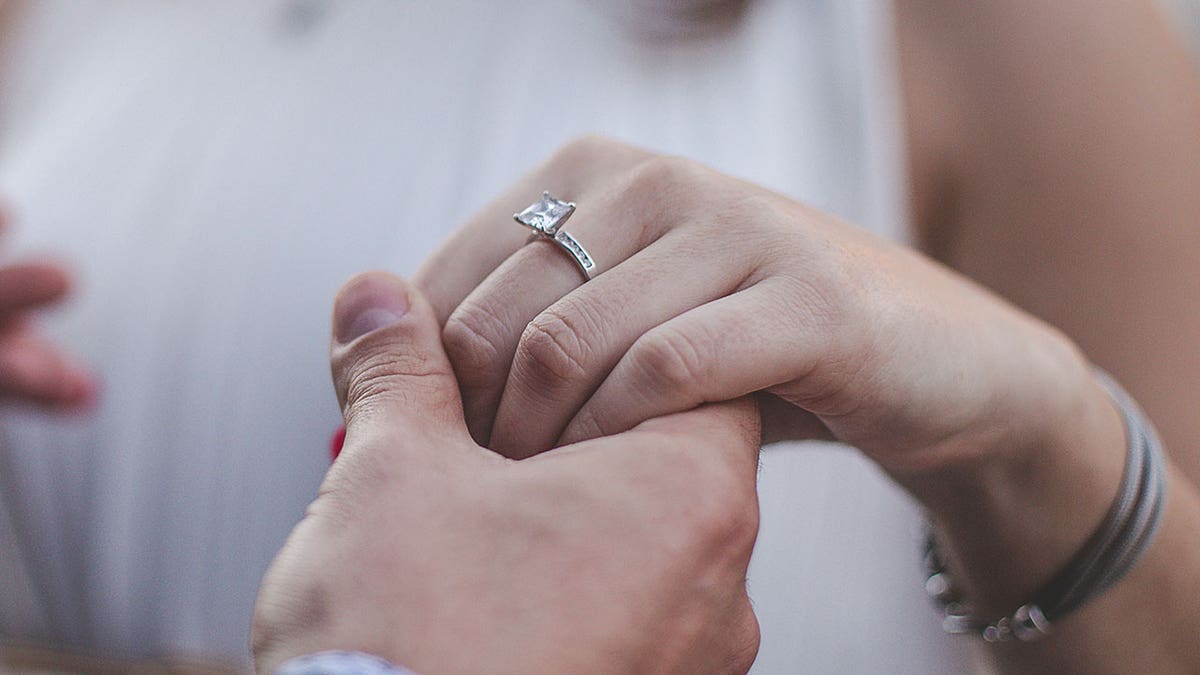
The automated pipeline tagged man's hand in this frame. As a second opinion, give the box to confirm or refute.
[252,272,762,675]
[0,207,93,408]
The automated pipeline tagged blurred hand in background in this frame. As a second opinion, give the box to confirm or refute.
[0,206,94,409]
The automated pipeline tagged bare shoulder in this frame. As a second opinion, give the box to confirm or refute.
[0,1,25,41]
[894,0,1200,481]
[895,0,1200,252]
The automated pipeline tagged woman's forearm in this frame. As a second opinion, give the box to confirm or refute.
[895,358,1200,672]
[898,0,1200,670]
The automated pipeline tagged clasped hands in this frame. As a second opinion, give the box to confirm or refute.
[254,137,1109,673]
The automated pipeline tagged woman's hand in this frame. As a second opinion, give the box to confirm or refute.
[414,136,1097,477]
[0,207,94,409]
[254,273,761,675]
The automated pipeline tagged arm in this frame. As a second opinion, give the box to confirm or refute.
[898,0,1200,670]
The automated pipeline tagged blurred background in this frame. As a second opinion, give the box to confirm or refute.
[1163,0,1200,54]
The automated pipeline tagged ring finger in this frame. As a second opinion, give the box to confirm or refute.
[412,137,653,325]
[487,227,764,457]
[439,170,689,446]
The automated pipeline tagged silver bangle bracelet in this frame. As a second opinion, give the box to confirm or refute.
[923,369,1168,643]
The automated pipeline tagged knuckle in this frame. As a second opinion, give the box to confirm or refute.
[630,325,711,393]
[624,155,708,206]
[442,302,508,385]
[768,269,870,412]
[627,154,702,191]
[701,492,758,548]
[551,134,619,166]
[614,154,713,246]
[713,193,788,248]
[678,459,758,549]
[730,495,760,550]
[776,275,845,345]
[349,347,446,398]
[251,561,332,664]
[772,228,855,320]
[729,609,762,674]
[542,135,653,195]
[517,310,595,387]
[343,346,456,423]
[687,498,742,552]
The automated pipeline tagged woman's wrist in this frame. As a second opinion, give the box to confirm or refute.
[928,369,1170,642]
[892,344,1130,615]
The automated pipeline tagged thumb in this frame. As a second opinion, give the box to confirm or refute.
[331,271,468,448]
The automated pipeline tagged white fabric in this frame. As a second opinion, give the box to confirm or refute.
[0,1,975,671]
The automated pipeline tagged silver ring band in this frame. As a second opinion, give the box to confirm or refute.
[514,191,596,281]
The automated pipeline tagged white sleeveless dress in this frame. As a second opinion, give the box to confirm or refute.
[0,1,976,671]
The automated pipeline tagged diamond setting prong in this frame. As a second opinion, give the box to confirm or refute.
[514,191,576,235]
[513,190,596,281]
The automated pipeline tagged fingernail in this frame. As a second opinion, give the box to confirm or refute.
[330,425,346,461]
[334,274,410,343]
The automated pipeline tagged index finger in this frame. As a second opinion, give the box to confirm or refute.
[631,397,762,473]
[552,397,761,484]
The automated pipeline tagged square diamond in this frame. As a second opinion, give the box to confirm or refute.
[514,192,575,235]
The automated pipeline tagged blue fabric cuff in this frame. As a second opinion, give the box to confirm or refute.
[274,650,416,674]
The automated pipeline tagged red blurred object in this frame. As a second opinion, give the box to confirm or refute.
[330,425,346,461]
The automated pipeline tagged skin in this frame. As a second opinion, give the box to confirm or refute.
[404,2,1200,671]
[409,136,1153,664]
[0,207,95,408]
[252,273,761,674]
[897,1,1200,671]
[415,137,1095,474]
